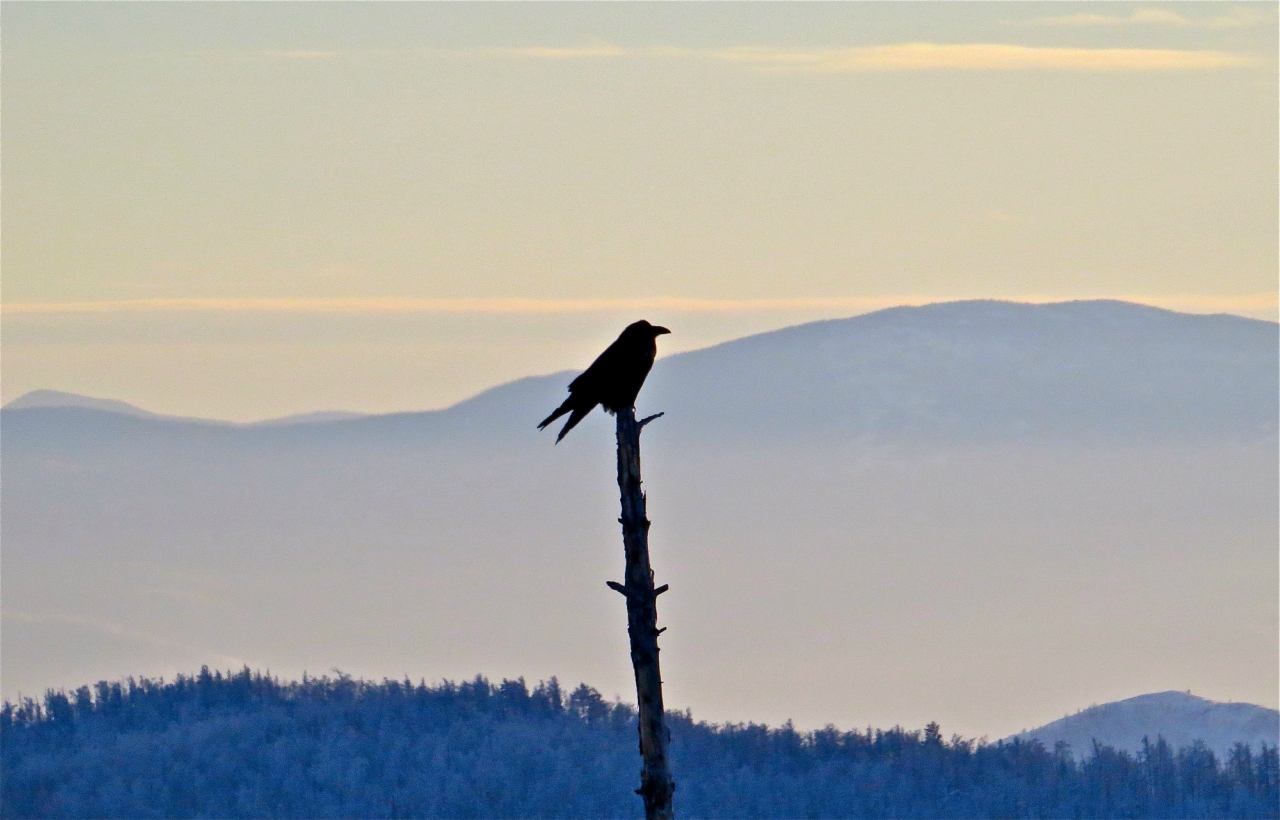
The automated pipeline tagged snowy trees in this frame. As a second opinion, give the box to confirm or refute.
[3,668,1277,819]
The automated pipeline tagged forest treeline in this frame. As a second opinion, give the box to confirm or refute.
[2,668,1276,819]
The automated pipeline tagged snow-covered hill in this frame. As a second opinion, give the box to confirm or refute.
[1011,691,1279,759]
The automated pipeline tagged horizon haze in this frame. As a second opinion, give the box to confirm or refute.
[4,301,1276,741]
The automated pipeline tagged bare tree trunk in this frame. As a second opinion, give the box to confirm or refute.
[607,407,675,820]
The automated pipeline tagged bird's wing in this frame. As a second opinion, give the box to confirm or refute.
[568,336,628,393]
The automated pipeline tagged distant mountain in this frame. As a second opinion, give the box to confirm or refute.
[281,298,1275,445]
[2,389,364,427]
[2,300,1276,730]
[641,299,1277,443]
[1011,691,1280,759]
[6,300,1275,443]
[3,389,169,419]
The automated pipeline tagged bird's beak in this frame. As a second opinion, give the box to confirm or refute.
[653,326,671,336]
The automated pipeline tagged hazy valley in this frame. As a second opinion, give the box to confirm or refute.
[3,300,1276,742]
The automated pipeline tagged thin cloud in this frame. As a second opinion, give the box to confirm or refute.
[1,297,919,316]
[256,49,344,60]
[1207,7,1273,28]
[1023,6,1269,28]
[1025,9,1193,27]
[489,41,1256,72]
[490,44,626,59]
[704,43,1257,73]
[4,294,1274,319]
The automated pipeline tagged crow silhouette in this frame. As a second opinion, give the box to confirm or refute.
[538,320,671,442]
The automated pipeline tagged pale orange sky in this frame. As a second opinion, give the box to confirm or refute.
[3,2,1276,419]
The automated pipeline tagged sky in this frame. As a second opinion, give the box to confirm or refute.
[3,1,1277,421]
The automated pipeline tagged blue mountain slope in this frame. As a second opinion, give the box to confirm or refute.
[351,299,1280,443]
[6,300,1273,446]
[1011,691,1280,760]
[640,300,1277,442]
[3,389,168,419]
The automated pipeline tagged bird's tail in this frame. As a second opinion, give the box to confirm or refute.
[554,406,592,443]
[538,398,573,431]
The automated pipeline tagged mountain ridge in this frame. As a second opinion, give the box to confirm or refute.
[6,299,1274,443]
[3,389,366,428]
[1010,690,1280,760]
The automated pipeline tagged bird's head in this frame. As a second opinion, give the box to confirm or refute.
[628,320,671,338]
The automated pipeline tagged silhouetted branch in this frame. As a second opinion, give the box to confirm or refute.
[615,407,675,820]
[638,412,665,430]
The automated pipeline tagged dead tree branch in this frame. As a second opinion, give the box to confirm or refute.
[614,406,675,819]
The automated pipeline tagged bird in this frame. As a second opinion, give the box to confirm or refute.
[538,320,671,442]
